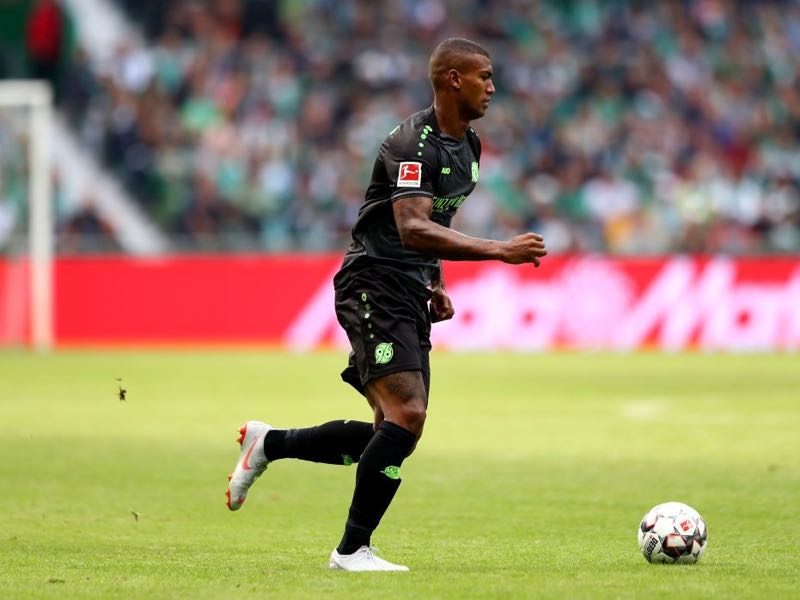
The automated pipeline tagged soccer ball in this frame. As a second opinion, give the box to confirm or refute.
[638,502,707,564]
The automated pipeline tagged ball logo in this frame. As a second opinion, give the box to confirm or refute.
[374,342,394,364]
[397,162,422,187]
[644,535,658,561]
[679,519,692,532]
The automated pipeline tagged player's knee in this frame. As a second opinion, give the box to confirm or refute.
[398,402,426,437]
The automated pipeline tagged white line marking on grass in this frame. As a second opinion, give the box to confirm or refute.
[621,399,668,420]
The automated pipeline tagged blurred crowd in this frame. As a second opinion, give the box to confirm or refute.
[0,107,120,253]
[49,0,800,253]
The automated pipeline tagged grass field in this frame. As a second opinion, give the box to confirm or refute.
[1,350,798,599]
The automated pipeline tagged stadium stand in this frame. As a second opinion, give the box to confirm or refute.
[6,0,800,254]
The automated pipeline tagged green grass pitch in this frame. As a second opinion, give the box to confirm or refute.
[1,350,798,599]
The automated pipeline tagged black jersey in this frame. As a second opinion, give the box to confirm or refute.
[335,105,482,289]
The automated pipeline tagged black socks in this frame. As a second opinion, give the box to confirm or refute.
[261,419,417,555]
[336,421,417,555]
[263,420,374,465]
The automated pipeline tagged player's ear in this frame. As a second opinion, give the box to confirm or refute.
[447,68,462,90]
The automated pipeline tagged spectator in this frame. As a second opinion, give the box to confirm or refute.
[57,196,121,254]
[25,0,70,98]
[57,0,800,255]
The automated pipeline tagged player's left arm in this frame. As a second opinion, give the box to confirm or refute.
[430,260,454,323]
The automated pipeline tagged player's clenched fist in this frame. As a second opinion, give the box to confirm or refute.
[500,233,547,266]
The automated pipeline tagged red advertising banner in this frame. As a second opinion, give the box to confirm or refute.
[1,255,798,350]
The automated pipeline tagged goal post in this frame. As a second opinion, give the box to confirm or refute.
[0,80,53,351]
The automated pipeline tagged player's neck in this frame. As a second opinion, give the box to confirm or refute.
[432,99,469,139]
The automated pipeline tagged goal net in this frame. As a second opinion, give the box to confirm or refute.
[0,81,53,351]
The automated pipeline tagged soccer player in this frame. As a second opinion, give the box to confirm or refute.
[225,38,547,571]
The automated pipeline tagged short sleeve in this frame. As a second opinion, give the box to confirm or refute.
[384,125,439,202]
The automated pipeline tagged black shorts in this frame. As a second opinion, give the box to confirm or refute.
[334,267,432,397]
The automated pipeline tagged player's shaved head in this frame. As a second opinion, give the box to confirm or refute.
[429,38,491,91]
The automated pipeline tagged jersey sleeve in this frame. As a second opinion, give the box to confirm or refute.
[384,125,439,202]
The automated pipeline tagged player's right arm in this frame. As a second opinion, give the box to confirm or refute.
[393,196,547,266]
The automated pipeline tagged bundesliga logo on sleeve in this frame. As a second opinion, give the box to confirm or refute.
[397,162,422,187]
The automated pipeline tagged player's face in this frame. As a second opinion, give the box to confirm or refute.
[459,54,495,120]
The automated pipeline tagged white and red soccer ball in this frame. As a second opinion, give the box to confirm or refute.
[638,502,708,564]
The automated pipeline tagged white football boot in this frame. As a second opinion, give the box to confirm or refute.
[226,420,271,510]
[329,546,409,572]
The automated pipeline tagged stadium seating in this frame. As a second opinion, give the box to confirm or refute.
[49,1,800,253]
